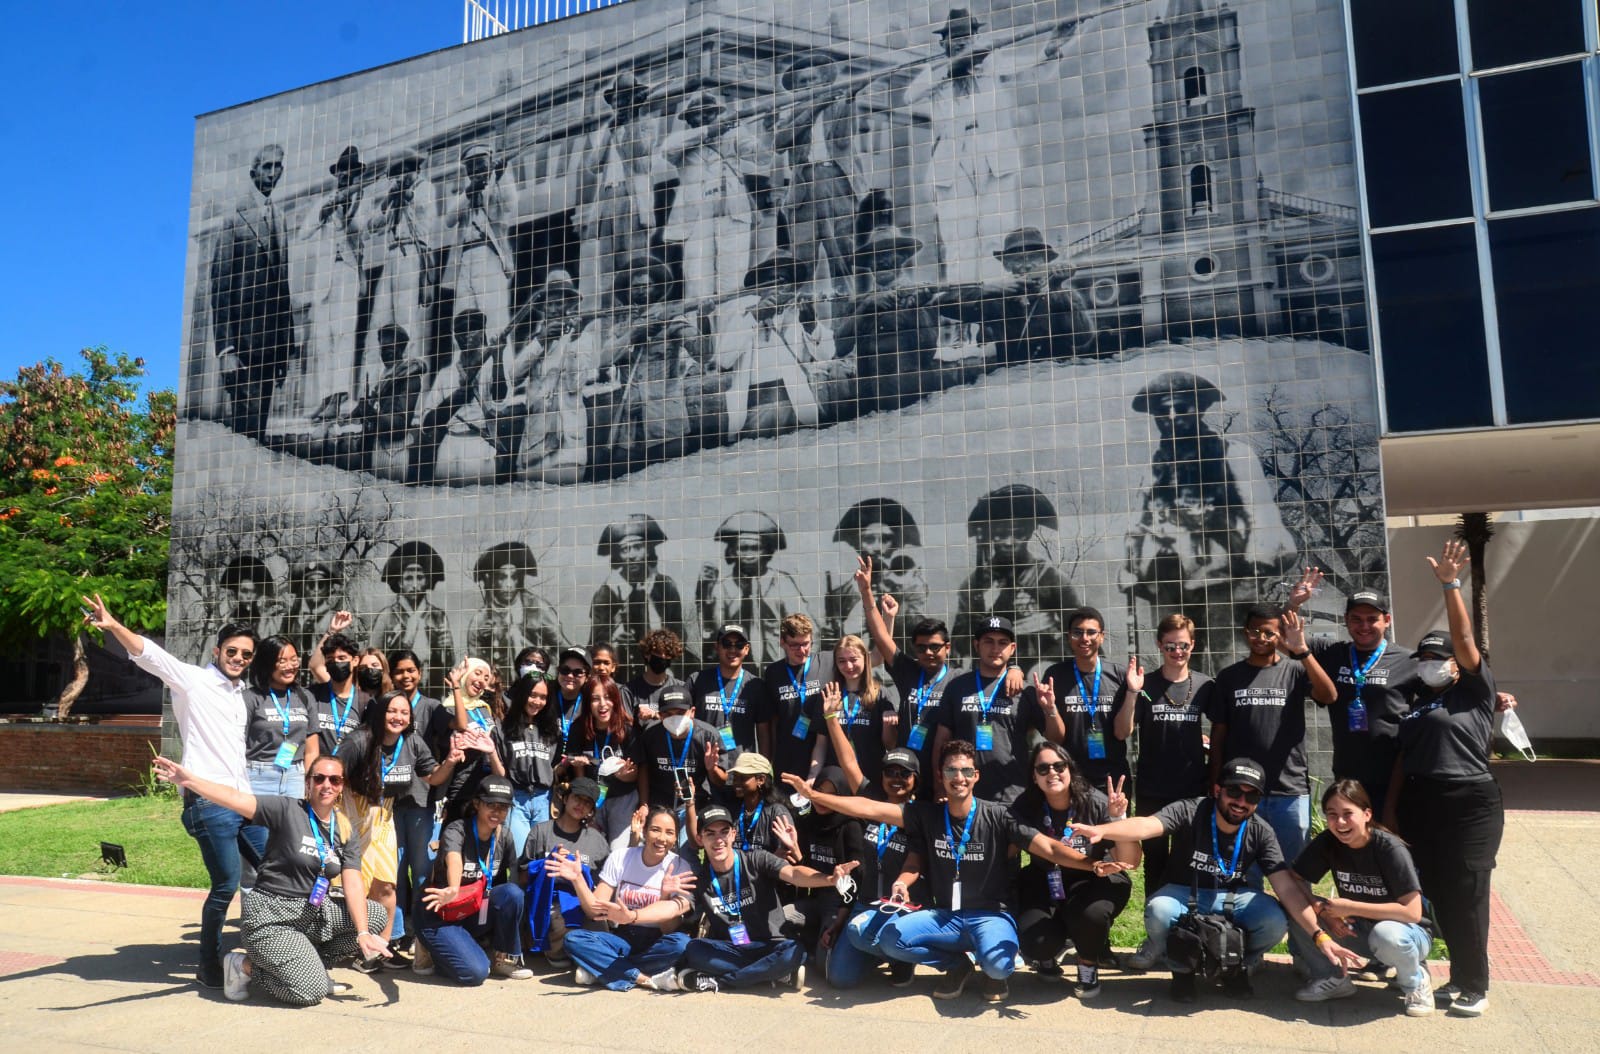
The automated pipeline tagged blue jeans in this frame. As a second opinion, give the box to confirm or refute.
[683,937,805,988]
[392,804,435,941]
[241,762,303,881]
[1144,883,1289,970]
[827,904,898,988]
[416,882,526,986]
[878,909,1019,979]
[180,795,260,967]
[1288,917,1432,991]
[505,788,551,867]
[564,926,690,991]
[1253,794,1310,879]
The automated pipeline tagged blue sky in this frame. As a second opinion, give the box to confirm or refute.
[0,1,465,399]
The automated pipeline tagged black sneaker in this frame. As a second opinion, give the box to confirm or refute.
[196,959,224,990]
[1222,968,1254,999]
[980,975,1009,1004]
[1074,962,1102,999]
[888,962,916,988]
[933,958,975,1000]
[385,941,413,967]
[352,955,385,975]
[1030,958,1064,979]
[1169,971,1197,1003]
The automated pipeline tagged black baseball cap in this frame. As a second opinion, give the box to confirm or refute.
[882,747,920,775]
[1218,758,1266,792]
[565,776,601,803]
[477,776,514,805]
[716,624,750,645]
[558,646,591,669]
[1414,631,1453,659]
[1345,591,1389,614]
[975,614,1015,641]
[659,686,693,712]
[699,804,735,829]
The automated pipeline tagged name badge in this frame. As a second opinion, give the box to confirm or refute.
[478,900,490,926]
[1086,728,1106,760]
[595,785,609,807]
[308,875,330,907]
[729,922,752,946]
[1046,867,1066,901]
[273,741,298,770]
[907,724,927,752]
[949,879,962,912]
[719,726,737,750]
[792,714,811,740]
[974,723,994,751]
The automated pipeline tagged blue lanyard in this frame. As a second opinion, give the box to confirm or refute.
[786,658,812,709]
[665,723,692,771]
[591,731,611,761]
[943,804,976,867]
[471,824,498,892]
[738,802,764,850]
[874,822,899,866]
[1349,641,1387,702]
[409,689,421,710]
[1044,804,1075,840]
[709,854,743,920]
[716,668,743,716]
[467,706,491,731]
[268,689,293,736]
[1073,659,1103,719]
[558,695,582,745]
[305,804,337,862]
[1211,807,1245,879]
[841,690,862,728]
[380,737,405,781]
[914,665,948,720]
[974,672,1004,723]
[330,686,356,741]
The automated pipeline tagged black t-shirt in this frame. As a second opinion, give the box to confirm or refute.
[689,666,772,758]
[888,655,954,795]
[1212,657,1313,796]
[806,682,901,784]
[398,693,442,809]
[1310,636,1420,789]
[251,795,361,900]
[694,848,789,942]
[633,719,720,809]
[711,793,793,855]
[1011,788,1114,906]
[437,817,513,886]
[310,682,367,756]
[1135,670,1217,799]
[902,798,1039,913]
[243,685,317,764]
[798,812,865,875]
[859,786,926,903]
[549,690,588,758]
[502,722,559,792]
[426,703,507,805]
[763,656,830,780]
[336,729,438,801]
[1397,664,1497,782]
[1294,828,1421,905]
[1041,659,1130,785]
[936,670,1045,804]
[567,722,636,802]
[522,819,612,873]
[1155,797,1287,891]
[623,674,685,723]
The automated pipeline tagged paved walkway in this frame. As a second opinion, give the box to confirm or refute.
[0,792,106,814]
[1,761,1596,1053]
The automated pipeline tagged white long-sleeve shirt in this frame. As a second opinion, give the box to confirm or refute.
[133,637,249,793]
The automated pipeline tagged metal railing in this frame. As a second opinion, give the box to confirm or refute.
[464,0,631,41]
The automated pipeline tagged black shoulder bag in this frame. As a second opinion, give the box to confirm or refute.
[1166,803,1247,978]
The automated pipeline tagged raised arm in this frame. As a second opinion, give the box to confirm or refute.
[1282,611,1337,705]
[1428,539,1481,674]
[1114,656,1142,740]
[820,685,868,792]
[855,558,899,665]
[781,772,905,826]
[81,594,146,657]
[152,756,257,820]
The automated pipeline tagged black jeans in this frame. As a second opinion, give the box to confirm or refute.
[1399,775,1504,994]
[1016,870,1132,964]
[1135,793,1181,892]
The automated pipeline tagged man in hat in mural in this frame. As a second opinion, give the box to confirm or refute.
[218,554,284,642]
[954,484,1079,670]
[696,511,809,666]
[588,514,687,663]
[711,250,835,442]
[446,141,515,339]
[284,560,360,667]
[773,52,862,299]
[602,251,704,473]
[902,8,1023,283]
[356,321,429,479]
[371,540,455,695]
[365,148,438,388]
[467,541,564,676]
[407,307,511,485]
[299,145,377,426]
[661,89,757,305]
[576,71,659,303]
[938,226,1098,366]
[825,497,929,645]
[1123,371,1297,671]
[210,143,294,441]
[505,269,605,484]
[833,226,943,416]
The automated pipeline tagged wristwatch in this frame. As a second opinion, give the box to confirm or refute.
[1443,579,1462,591]
[1288,649,1311,660]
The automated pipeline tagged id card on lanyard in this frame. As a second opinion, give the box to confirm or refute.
[306,805,337,906]
[329,686,357,750]
[1074,661,1105,760]
[1347,641,1385,733]
[972,673,1003,752]
[711,855,750,944]
[906,665,947,753]
[270,689,298,769]
[716,669,742,749]
[788,658,812,739]
[944,804,975,911]
[472,825,498,925]
[1044,805,1074,900]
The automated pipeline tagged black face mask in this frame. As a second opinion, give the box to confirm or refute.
[646,655,671,674]
[327,660,353,683]
[356,667,384,692]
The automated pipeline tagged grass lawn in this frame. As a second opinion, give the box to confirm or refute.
[0,793,207,889]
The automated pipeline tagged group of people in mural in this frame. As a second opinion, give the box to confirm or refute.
[204,11,1103,484]
[93,530,1513,1019]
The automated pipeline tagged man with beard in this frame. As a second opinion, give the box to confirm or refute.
[467,542,564,673]
[696,510,808,666]
[589,515,687,665]
[371,541,455,696]
[953,485,1078,671]
[824,498,928,646]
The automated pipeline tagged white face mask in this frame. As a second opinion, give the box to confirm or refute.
[1417,659,1455,689]
[663,713,692,737]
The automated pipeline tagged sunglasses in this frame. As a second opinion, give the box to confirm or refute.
[1222,785,1262,804]
[1034,761,1069,775]
[883,766,915,779]
[942,766,977,780]
[482,801,512,811]
[1068,628,1101,640]
[310,773,345,787]
[1160,642,1193,653]
[912,641,950,653]
[718,638,748,649]
[1243,629,1280,641]
[558,666,588,676]
[223,647,255,660]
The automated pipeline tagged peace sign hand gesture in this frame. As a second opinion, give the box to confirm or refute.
[853,555,873,593]
[1105,775,1128,819]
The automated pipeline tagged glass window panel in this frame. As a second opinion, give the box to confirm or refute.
[1467,0,1588,70]
[1489,207,1600,424]
[1371,225,1496,432]
[1350,0,1460,88]
[1480,62,1594,212]
[1360,83,1474,227]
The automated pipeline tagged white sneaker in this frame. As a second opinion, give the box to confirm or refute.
[573,966,599,987]
[1296,975,1357,1002]
[649,968,682,992]
[1448,989,1488,1017]
[222,950,250,1002]
[1126,939,1160,973]
[1404,975,1435,1017]
[491,953,532,980]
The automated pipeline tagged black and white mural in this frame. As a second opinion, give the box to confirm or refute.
[174,0,1384,681]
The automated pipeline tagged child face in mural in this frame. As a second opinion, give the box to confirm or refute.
[398,562,431,602]
[731,535,770,579]
[1150,392,1206,440]
[857,523,896,571]
[486,563,525,608]
[986,519,1035,566]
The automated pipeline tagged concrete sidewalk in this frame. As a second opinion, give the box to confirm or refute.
[0,761,1596,1053]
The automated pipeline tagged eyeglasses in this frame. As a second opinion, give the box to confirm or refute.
[558,666,588,677]
[1221,785,1262,804]
[223,647,255,660]
[883,766,915,779]
[1243,629,1280,641]
[310,773,345,787]
[942,766,977,780]
[1160,642,1193,653]
[1068,628,1101,640]
[912,641,949,653]
[1034,761,1069,776]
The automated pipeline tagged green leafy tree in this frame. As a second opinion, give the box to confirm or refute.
[0,347,174,717]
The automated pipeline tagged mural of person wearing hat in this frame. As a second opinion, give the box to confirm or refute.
[588,514,687,663]
[602,251,703,473]
[445,141,515,338]
[824,497,929,645]
[407,307,512,486]
[506,269,603,484]
[938,226,1098,366]
[711,250,833,442]
[371,541,455,695]
[467,541,564,675]
[365,149,438,387]
[358,321,430,481]
[696,511,808,666]
[575,71,659,305]
[284,560,361,668]
[833,225,942,415]
[953,484,1079,670]
[1122,371,1296,672]
[773,52,862,299]
[209,143,293,441]
[218,553,284,642]
[661,89,756,303]
[902,8,1024,283]
[298,144,377,427]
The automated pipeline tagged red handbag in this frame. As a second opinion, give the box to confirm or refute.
[436,878,488,923]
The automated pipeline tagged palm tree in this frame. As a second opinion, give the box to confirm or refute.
[1454,512,1494,663]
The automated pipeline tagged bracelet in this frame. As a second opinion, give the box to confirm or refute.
[1289,649,1311,660]
[824,711,840,721]
[1107,814,1127,822]
[1313,929,1332,946]
[1443,579,1462,591]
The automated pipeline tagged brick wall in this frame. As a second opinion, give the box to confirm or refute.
[0,721,161,794]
